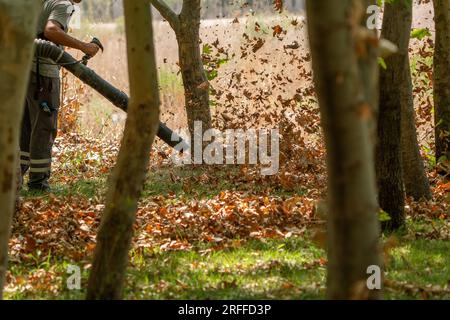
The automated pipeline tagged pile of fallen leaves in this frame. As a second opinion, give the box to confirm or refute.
[135,188,321,252]
[11,185,321,263]
[10,160,448,266]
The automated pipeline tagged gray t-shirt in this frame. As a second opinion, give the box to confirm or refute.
[33,0,75,78]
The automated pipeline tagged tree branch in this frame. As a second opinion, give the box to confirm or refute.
[150,0,180,33]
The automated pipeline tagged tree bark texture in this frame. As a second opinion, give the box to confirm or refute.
[433,0,450,171]
[376,1,409,230]
[150,0,213,141]
[306,0,381,300]
[0,0,39,299]
[86,0,160,300]
[401,57,432,200]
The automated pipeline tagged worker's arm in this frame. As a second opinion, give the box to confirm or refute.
[43,20,100,57]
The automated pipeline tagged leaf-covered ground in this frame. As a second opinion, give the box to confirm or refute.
[6,11,449,300]
[6,159,449,299]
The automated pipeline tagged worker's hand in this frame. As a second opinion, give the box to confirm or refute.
[82,42,100,57]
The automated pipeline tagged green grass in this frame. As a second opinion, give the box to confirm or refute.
[20,177,106,199]
[158,68,183,92]
[79,95,117,135]
[387,239,449,288]
[21,165,307,202]
[5,232,449,300]
[142,166,308,200]
[124,238,326,300]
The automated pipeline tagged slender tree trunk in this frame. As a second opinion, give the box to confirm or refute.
[150,0,213,144]
[376,1,409,231]
[0,0,39,299]
[433,0,450,171]
[401,57,432,200]
[306,0,381,300]
[177,0,212,139]
[86,0,160,300]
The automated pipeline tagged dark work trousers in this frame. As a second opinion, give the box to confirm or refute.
[20,72,60,191]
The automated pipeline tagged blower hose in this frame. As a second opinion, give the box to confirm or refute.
[33,39,189,151]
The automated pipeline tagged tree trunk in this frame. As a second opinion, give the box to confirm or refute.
[177,0,212,140]
[306,0,381,300]
[376,1,409,231]
[150,0,213,144]
[0,0,39,299]
[86,0,160,300]
[433,0,450,171]
[401,57,432,200]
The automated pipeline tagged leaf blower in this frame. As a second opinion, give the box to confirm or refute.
[33,38,189,152]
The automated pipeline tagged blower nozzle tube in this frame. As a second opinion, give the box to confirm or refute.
[34,39,189,151]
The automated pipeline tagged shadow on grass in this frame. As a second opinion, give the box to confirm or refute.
[387,238,449,288]
[20,177,106,200]
[125,238,327,300]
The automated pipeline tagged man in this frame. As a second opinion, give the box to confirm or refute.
[20,0,100,192]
